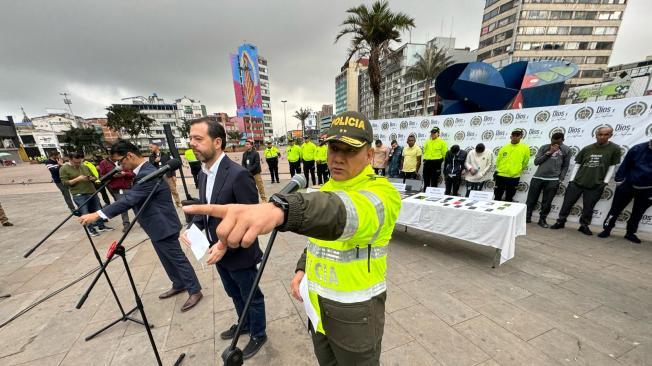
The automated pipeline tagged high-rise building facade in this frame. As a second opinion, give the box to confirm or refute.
[335,59,368,115]
[358,37,476,119]
[477,0,628,86]
[258,56,274,139]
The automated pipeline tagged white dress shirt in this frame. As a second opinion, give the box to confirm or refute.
[203,152,226,204]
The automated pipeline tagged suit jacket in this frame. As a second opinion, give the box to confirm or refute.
[103,161,181,242]
[192,155,262,271]
[149,151,175,177]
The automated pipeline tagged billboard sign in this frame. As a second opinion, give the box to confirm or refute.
[230,43,263,119]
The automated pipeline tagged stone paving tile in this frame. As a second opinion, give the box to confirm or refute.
[528,328,622,366]
[165,291,215,351]
[392,304,490,366]
[109,325,169,366]
[163,338,215,366]
[454,315,558,366]
[617,341,652,366]
[13,353,67,366]
[474,299,554,341]
[381,312,414,351]
[559,278,652,320]
[380,340,441,366]
[582,305,652,344]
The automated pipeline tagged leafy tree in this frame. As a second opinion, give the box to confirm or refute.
[227,131,243,145]
[178,118,191,140]
[336,0,415,119]
[404,45,453,116]
[293,107,311,137]
[60,127,103,154]
[106,105,155,139]
[278,135,287,144]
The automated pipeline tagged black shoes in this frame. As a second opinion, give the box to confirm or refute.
[2,222,13,227]
[578,225,593,236]
[88,228,100,237]
[624,233,641,244]
[220,324,250,340]
[98,226,114,232]
[242,335,267,359]
[550,222,565,230]
[526,217,532,224]
[597,228,611,238]
[537,219,549,228]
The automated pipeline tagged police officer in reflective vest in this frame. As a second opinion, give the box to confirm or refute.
[184,111,401,365]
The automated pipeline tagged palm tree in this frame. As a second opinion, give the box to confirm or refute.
[404,45,453,116]
[293,107,311,137]
[335,0,415,119]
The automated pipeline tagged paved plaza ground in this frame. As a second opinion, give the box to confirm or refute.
[0,156,651,365]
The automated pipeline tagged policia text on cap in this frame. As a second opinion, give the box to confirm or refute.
[184,111,401,365]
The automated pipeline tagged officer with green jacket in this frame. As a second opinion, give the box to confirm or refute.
[494,128,530,201]
[184,111,401,365]
[287,139,303,177]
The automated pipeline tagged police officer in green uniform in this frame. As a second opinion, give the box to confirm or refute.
[184,111,401,365]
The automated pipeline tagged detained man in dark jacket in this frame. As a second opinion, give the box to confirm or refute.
[443,145,467,196]
[598,139,652,244]
[242,140,266,202]
[525,132,571,228]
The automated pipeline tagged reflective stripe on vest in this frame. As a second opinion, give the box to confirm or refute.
[307,242,387,263]
[359,190,384,245]
[332,191,358,241]
[308,280,387,304]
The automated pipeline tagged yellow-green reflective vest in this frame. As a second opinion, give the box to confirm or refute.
[184,149,197,162]
[315,145,328,163]
[83,161,99,179]
[302,142,317,161]
[264,146,279,159]
[287,145,302,162]
[307,165,401,335]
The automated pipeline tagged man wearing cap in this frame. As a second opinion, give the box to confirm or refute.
[302,137,318,187]
[264,141,281,184]
[494,128,530,202]
[422,127,447,191]
[315,138,329,185]
[184,110,401,365]
[287,139,302,177]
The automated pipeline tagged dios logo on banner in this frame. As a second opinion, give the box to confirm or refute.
[549,126,566,139]
[381,121,390,131]
[594,105,615,119]
[623,101,648,118]
[551,110,568,121]
[464,146,474,153]
[617,210,632,223]
[601,186,614,201]
[389,133,398,142]
[640,213,652,225]
[514,112,528,123]
[492,146,501,156]
[500,113,514,126]
[556,183,566,197]
[570,205,583,217]
[482,130,495,141]
[614,123,635,137]
[517,182,529,192]
[534,111,551,124]
[400,121,409,130]
[526,128,544,141]
[647,123,652,137]
[569,146,581,158]
[470,116,483,127]
[552,125,583,138]
[529,145,539,157]
[454,131,465,141]
[486,180,496,189]
[420,119,430,130]
[443,117,465,128]
[619,145,630,162]
[574,106,594,121]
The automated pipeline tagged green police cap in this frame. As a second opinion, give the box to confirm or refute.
[322,111,374,148]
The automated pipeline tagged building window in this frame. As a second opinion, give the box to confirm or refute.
[578,0,600,3]
[570,27,593,35]
[598,11,622,20]
[593,27,618,35]
[547,26,570,35]
[550,11,572,20]
[573,11,597,20]
[519,26,547,35]
[594,41,614,50]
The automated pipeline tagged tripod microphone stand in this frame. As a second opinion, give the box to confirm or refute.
[76,176,185,366]
[23,178,142,341]
[222,228,280,366]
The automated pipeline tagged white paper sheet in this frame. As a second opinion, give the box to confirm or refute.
[186,224,210,261]
[299,275,320,328]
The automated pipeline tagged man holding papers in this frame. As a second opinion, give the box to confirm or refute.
[180,117,268,360]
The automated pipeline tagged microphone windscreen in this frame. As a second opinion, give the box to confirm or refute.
[292,174,307,189]
[167,158,182,171]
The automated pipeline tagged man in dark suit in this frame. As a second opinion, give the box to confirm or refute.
[79,140,203,312]
[150,142,182,207]
[180,117,267,360]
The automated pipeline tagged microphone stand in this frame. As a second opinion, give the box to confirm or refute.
[222,229,280,366]
[23,178,138,342]
[76,176,185,366]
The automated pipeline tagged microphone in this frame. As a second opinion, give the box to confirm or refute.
[277,174,307,195]
[136,159,182,185]
[99,166,122,183]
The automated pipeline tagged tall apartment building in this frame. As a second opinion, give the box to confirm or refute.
[358,37,476,119]
[111,94,206,149]
[477,0,628,86]
[258,56,274,138]
[335,59,368,115]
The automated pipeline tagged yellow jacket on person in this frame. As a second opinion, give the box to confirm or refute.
[184,149,197,162]
[315,145,328,163]
[287,145,302,162]
[423,138,447,160]
[83,161,99,179]
[264,146,280,159]
[302,141,317,161]
[495,142,530,178]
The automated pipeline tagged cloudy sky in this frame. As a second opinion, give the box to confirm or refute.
[1,0,651,135]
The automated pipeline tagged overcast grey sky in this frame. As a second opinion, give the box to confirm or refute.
[1,0,650,135]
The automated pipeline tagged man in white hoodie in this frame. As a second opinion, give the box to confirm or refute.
[464,143,494,197]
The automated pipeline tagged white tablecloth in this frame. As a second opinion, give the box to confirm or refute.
[396,194,527,264]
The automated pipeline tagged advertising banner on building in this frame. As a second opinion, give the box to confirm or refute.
[230,43,263,119]
[372,96,652,232]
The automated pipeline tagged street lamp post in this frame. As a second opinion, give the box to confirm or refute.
[281,100,288,141]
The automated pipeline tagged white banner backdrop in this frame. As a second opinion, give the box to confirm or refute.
[371,96,652,233]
